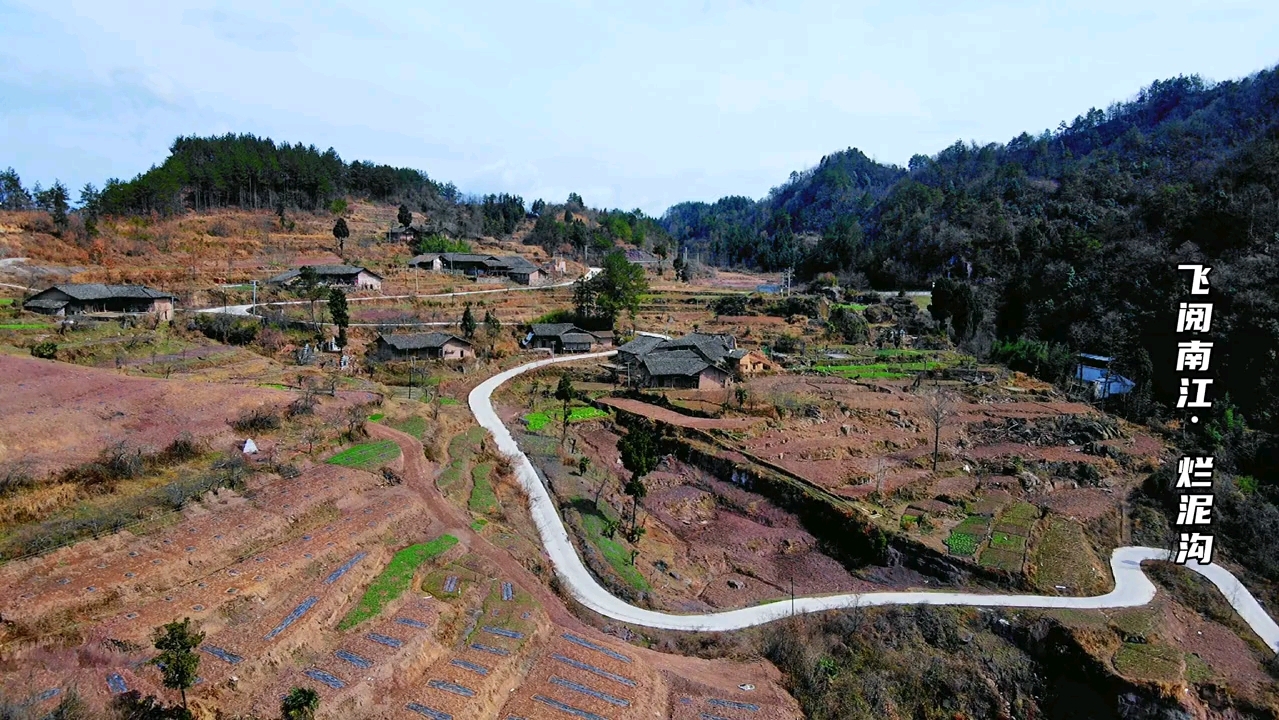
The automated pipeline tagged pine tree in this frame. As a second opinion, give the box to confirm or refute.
[281,687,320,720]
[461,304,477,338]
[328,288,349,347]
[397,203,413,228]
[332,217,350,254]
[149,618,204,711]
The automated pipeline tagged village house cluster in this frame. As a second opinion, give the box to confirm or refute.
[610,331,777,389]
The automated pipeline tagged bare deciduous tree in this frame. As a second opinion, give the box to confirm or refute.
[922,388,957,472]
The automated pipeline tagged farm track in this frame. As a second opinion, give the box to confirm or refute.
[193,267,602,320]
[470,352,1279,650]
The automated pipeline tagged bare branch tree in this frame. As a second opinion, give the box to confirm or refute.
[922,387,957,472]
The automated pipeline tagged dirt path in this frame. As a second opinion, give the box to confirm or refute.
[597,397,762,430]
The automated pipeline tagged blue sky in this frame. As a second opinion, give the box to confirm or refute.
[1,0,1276,215]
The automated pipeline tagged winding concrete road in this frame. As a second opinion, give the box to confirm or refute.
[470,352,1279,650]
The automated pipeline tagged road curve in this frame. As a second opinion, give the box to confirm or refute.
[470,352,1279,649]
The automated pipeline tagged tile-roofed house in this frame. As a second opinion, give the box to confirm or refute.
[24,284,176,320]
[408,253,442,271]
[372,332,474,361]
[524,323,598,353]
[267,265,383,291]
[388,225,430,243]
[613,331,762,387]
[615,334,666,366]
[638,349,730,389]
[494,255,546,285]
[412,252,546,285]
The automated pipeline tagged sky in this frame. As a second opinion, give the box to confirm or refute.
[1,1,1277,216]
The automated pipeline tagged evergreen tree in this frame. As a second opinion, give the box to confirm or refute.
[460,304,477,339]
[397,203,413,228]
[281,687,320,720]
[484,309,501,336]
[618,420,659,542]
[35,181,70,233]
[332,217,350,254]
[149,618,204,712]
[0,167,32,210]
[328,288,349,347]
[555,373,575,445]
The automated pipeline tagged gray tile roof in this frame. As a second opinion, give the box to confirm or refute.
[652,333,733,363]
[34,283,175,301]
[409,253,441,265]
[530,323,585,338]
[641,349,713,377]
[23,298,70,310]
[268,265,381,284]
[560,332,596,346]
[377,332,471,351]
[616,334,664,356]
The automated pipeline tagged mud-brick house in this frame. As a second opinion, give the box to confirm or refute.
[372,332,474,361]
[727,348,779,376]
[267,265,383,291]
[24,284,176,320]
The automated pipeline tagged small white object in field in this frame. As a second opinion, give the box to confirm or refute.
[739,684,755,691]
[243,438,258,454]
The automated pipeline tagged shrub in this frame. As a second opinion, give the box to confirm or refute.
[828,305,869,343]
[766,296,820,319]
[31,341,58,359]
[0,462,37,497]
[712,294,750,317]
[231,406,282,433]
[990,338,1075,384]
[158,433,202,464]
[772,333,805,354]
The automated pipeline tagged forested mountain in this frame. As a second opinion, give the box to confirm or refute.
[660,67,1279,588]
[0,133,527,240]
[662,66,1279,428]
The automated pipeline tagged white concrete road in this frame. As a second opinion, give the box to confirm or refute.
[470,352,1279,650]
[195,267,602,320]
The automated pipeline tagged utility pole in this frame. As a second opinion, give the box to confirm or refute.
[790,577,795,616]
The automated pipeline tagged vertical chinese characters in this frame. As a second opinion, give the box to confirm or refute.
[1173,264,1215,565]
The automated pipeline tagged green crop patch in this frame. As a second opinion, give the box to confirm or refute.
[437,397,460,406]
[524,412,552,431]
[338,535,458,630]
[0,323,45,330]
[579,511,649,592]
[524,405,608,432]
[945,532,980,556]
[0,298,13,306]
[979,547,1024,571]
[469,463,498,515]
[392,416,428,439]
[989,532,1027,551]
[326,440,401,470]
[367,413,385,422]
